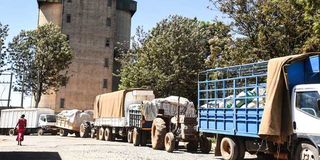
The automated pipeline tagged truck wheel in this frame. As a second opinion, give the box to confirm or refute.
[80,123,89,138]
[75,132,80,137]
[127,130,133,143]
[104,128,113,141]
[133,128,140,146]
[8,129,15,136]
[294,142,319,160]
[59,129,68,137]
[98,128,105,140]
[186,141,198,153]
[151,118,167,150]
[140,131,147,146]
[199,135,212,153]
[91,129,96,139]
[220,137,239,160]
[164,132,175,152]
[37,129,44,136]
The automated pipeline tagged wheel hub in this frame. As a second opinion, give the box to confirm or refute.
[302,149,315,160]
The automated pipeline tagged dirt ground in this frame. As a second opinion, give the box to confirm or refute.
[0,135,256,160]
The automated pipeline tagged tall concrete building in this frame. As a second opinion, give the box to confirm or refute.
[36,0,137,112]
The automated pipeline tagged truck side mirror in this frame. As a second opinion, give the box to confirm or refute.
[317,99,320,110]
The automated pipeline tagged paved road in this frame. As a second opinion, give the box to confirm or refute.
[0,135,256,160]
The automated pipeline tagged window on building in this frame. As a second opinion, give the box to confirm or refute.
[106,18,111,27]
[103,79,108,89]
[66,14,71,23]
[104,58,109,68]
[60,98,65,108]
[108,0,112,7]
[66,34,70,41]
[67,0,72,2]
[105,38,110,47]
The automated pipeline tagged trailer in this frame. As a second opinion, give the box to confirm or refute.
[198,54,320,159]
[0,108,57,136]
[92,89,155,141]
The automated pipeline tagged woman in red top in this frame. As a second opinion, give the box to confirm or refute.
[15,114,27,146]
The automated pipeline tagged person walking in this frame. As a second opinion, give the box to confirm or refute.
[15,114,27,146]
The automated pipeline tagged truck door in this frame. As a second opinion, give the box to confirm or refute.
[293,90,320,134]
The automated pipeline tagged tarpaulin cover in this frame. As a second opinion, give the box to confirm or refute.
[94,90,126,119]
[56,109,94,130]
[259,53,319,143]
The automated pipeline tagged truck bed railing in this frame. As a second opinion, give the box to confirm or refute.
[198,62,267,137]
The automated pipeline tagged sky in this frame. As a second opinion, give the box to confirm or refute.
[0,0,225,107]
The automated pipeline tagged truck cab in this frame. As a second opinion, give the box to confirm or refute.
[38,114,58,135]
[292,84,320,152]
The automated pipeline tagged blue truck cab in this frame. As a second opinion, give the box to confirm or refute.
[198,55,320,160]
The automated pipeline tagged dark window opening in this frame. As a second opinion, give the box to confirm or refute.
[67,0,72,2]
[103,79,108,89]
[60,98,65,108]
[296,91,320,118]
[105,38,110,47]
[108,0,112,7]
[66,34,70,41]
[104,58,109,68]
[66,14,71,23]
[107,18,111,27]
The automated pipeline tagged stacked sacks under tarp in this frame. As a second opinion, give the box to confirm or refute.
[127,96,197,121]
[56,109,94,130]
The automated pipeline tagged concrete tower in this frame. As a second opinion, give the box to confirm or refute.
[37,0,137,112]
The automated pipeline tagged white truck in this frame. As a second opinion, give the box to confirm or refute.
[0,108,58,136]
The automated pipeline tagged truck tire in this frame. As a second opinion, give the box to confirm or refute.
[133,128,140,146]
[37,128,44,136]
[104,128,113,141]
[127,130,133,143]
[98,127,105,140]
[164,132,175,152]
[220,137,239,160]
[199,135,212,153]
[59,129,68,137]
[91,129,96,139]
[294,142,319,160]
[140,131,147,146]
[80,123,90,138]
[186,141,198,152]
[151,118,167,150]
[8,129,15,136]
[75,132,80,137]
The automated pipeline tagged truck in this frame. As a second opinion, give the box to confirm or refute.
[0,108,57,136]
[91,89,155,142]
[55,109,93,137]
[198,54,320,159]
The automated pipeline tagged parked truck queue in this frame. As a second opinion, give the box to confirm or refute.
[0,53,320,160]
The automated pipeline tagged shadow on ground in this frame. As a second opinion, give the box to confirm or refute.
[0,152,62,160]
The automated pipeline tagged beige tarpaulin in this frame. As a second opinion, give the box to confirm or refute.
[259,53,320,143]
[93,90,126,119]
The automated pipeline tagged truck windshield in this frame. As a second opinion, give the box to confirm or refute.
[296,91,320,118]
[46,115,56,122]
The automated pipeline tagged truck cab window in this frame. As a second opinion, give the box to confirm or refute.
[296,91,320,118]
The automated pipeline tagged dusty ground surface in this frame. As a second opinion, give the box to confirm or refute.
[0,135,256,160]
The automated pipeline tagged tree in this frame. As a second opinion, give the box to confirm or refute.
[117,15,230,102]
[8,23,73,108]
[207,0,320,67]
[0,23,9,72]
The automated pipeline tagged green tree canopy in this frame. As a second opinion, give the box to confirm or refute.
[8,23,73,108]
[207,0,320,68]
[0,23,9,72]
[117,15,230,102]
